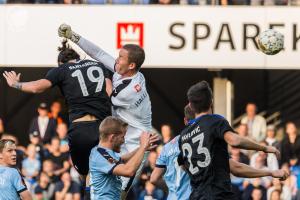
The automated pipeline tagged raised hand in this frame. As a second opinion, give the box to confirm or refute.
[3,71,21,89]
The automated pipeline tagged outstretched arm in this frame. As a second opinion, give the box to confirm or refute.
[3,71,51,93]
[150,167,166,186]
[224,131,280,159]
[229,159,289,180]
[58,24,115,72]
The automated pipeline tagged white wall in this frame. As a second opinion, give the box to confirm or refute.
[1,5,300,68]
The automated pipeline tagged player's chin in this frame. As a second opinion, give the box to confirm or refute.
[113,146,121,153]
[10,158,16,166]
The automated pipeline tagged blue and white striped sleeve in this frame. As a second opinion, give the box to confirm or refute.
[12,169,27,194]
[156,146,167,168]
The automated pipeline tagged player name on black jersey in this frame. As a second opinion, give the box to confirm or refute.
[68,61,98,70]
[181,125,201,142]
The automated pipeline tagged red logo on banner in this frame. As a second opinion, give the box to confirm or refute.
[117,23,144,49]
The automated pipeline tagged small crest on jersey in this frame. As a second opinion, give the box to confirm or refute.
[108,157,119,164]
[134,84,141,92]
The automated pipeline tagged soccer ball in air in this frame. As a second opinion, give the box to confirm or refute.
[257,29,284,55]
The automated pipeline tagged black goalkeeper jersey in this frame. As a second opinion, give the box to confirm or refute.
[45,59,111,122]
[178,114,236,200]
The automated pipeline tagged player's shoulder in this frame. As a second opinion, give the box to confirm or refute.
[198,114,226,124]
[0,166,19,178]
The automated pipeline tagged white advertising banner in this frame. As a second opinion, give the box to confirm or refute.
[0,5,300,69]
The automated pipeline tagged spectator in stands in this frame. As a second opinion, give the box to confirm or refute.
[54,171,81,200]
[265,125,280,150]
[33,172,55,200]
[160,124,173,144]
[230,146,249,164]
[269,189,281,200]
[138,181,165,200]
[42,159,60,183]
[46,137,70,178]
[250,0,276,5]
[237,123,251,156]
[22,144,41,184]
[249,151,272,188]
[0,118,4,135]
[281,163,298,197]
[237,123,249,138]
[250,142,279,171]
[242,178,267,200]
[251,187,264,200]
[241,103,267,142]
[227,0,250,5]
[267,178,292,200]
[48,101,63,125]
[280,122,300,165]
[230,146,248,192]
[149,0,180,5]
[29,131,45,162]
[56,123,69,153]
[142,151,158,178]
[29,103,57,144]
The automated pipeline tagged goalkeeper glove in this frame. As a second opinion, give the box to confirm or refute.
[58,23,81,44]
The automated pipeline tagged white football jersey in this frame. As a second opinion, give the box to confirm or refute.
[78,37,152,131]
[111,72,152,131]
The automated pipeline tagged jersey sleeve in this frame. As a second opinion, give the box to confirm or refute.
[78,37,116,72]
[215,117,234,139]
[177,138,185,166]
[12,169,27,194]
[156,146,167,168]
[45,67,64,87]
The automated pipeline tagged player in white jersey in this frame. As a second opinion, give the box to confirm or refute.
[58,24,152,196]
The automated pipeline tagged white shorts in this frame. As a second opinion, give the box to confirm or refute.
[120,125,143,155]
[120,125,149,191]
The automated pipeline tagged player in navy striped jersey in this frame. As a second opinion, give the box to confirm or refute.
[58,24,152,197]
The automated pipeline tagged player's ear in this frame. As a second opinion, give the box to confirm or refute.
[108,134,115,142]
[0,153,3,160]
[128,62,136,70]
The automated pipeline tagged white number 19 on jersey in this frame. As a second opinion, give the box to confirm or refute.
[71,66,104,97]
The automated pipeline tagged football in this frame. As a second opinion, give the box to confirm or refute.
[257,29,284,55]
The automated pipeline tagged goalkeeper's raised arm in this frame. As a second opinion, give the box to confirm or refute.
[58,23,115,72]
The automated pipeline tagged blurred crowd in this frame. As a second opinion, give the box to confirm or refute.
[1,101,300,200]
[0,0,299,6]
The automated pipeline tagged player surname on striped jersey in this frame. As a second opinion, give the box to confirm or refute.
[155,136,191,200]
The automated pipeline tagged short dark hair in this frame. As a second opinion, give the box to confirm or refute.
[0,139,15,153]
[187,81,213,114]
[99,117,128,141]
[184,104,195,121]
[57,40,80,64]
[123,44,145,71]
